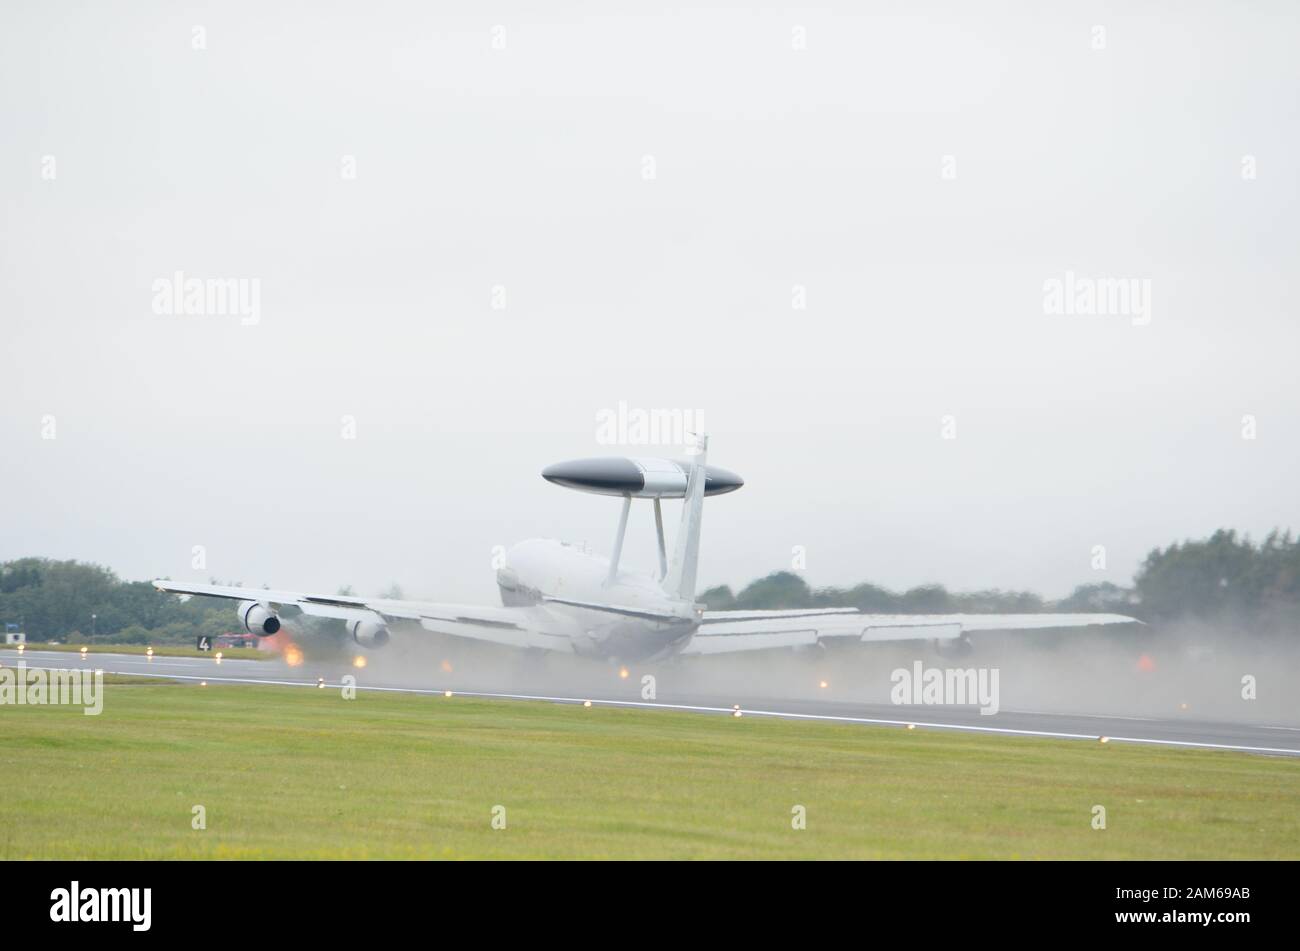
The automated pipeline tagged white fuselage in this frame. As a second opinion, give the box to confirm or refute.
[496,539,699,660]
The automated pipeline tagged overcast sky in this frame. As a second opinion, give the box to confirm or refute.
[2,3,1297,603]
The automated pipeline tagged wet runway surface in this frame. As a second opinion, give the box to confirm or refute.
[9,648,1300,757]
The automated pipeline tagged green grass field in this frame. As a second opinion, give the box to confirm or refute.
[0,642,268,660]
[1,681,1297,859]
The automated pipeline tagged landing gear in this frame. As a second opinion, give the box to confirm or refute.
[517,647,550,668]
[933,634,974,659]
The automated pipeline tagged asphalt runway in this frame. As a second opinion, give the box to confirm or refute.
[8,649,1300,757]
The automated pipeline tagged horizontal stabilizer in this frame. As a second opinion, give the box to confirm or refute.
[541,596,693,624]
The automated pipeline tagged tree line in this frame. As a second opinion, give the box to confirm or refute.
[702,529,1298,631]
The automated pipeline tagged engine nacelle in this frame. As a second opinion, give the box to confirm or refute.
[237,600,281,636]
[349,619,390,649]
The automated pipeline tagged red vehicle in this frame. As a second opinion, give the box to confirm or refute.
[215,633,258,650]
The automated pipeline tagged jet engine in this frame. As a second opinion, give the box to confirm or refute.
[349,619,390,649]
[237,600,281,636]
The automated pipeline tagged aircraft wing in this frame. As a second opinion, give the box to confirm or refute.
[680,610,1141,655]
[151,580,575,653]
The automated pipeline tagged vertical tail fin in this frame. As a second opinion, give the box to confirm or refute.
[663,434,707,602]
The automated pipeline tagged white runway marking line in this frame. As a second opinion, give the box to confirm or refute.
[55,665,1300,758]
[11,651,264,671]
[1002,708,1162,723]
[84,661,231,672]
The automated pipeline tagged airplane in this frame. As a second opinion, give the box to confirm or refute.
[153,435,1139,662]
